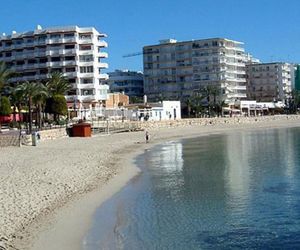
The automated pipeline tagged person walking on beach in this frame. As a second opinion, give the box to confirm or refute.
[145,131,150,143]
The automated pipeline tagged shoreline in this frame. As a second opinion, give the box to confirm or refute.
[1,117,300,249]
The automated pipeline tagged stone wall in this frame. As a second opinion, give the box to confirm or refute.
[38,128,67,141]
[0,135,20,147]
[131,115,300,130]
[0,128,67,147]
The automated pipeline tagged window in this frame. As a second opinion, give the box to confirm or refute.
[51,68,62,73]
[79,34,92,40]
[212,41,218,46]
[80,66,93,73]
[16,61,24,65]
[79,55,93,62]
[79,45,92,50]
[39,58,48,63]
[28,59,37,64]
[14,39,23,45]
[64,33,75,38]
[65,56,75,61]
[40,69,48,74]
[66,67,76,72]
[50,34,61,39]
[51,57,60,62]
[81,89,93,95]
[81,78,93,84]
[65,44,75,49]
[68,78,76,84]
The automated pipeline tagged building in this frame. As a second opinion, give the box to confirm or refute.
[294,64,300,91]
[106,69,144,97]
[246,62,294,102]
[0,25,109,109]
[106,92,129,109]
[126,101,181,121]
[143,38,247,104]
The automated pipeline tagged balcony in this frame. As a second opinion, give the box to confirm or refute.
[34,40,47,46]
[98,52,108,58]
[98,62,108,69]
[78,61,94,67]
[78,72,94,78]
[66,95,76,102]
[46,61,62,67]
[98,73,109,80]
[98,41,108,48]
[46,38,63,44]
[34,51,47,57]
[64,72,78,78]
[46,49,60,56]
[34,63,47,68]
[77,83,95,89]
[78,95,97,102]
[64,49,77,55]
[63,60,76,66]
[63,37,76,43]
[78,38,93,44]
[228,85,247,91]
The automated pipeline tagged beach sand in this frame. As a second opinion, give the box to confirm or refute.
[1,117,300,250]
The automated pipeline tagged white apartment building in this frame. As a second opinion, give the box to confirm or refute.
[246,62,294,102]
[106,69,144,97]
[0,25,109,109]
[143,38,247,104]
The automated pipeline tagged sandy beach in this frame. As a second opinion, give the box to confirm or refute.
[1,116,300,250]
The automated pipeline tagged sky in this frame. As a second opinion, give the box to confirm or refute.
[1,0,300,72]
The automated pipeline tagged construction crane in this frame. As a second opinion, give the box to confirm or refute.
[123,52,143,58]
[122,50,155,58]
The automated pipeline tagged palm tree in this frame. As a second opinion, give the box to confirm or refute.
[185,98,193,117]
[0,61,16,94]
[33,83,48,128]
[8,86,25,126]
[46,72,71,96]
[17,82,47,133]
[200,85,221,117]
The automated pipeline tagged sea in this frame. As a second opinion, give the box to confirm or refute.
[83,127,300,249]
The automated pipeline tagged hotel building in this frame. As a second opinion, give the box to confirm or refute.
[246,62,294,102]
[0,25,109,109]
[106,69,144,97]
[143,38,247,103]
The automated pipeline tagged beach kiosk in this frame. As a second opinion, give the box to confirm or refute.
[71,123,92,137]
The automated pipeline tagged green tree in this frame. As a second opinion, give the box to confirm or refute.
[46,72,71,96]
[130,96,143,104]
[8,86,24,126]
[33,83,48,128]
[17,82,47,133]
[45,94,67,122]
[200,85,221,117]
[0,96,12,115]
[0,62,16,94]
[0,96,12,132]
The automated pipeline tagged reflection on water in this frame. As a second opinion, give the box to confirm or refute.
[83,127,300,249]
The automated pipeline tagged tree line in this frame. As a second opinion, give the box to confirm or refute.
[0,61,70,133]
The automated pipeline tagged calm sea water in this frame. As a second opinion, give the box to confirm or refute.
[83,127,300,249]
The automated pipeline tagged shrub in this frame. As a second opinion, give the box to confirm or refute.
[45,94,67,119]
[0,96,12,115]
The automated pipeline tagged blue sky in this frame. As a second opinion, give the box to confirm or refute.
[0,0,299,72]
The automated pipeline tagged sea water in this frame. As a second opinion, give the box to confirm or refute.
[83,127,300,249]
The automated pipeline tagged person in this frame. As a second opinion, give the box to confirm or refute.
[145,131,150,143]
